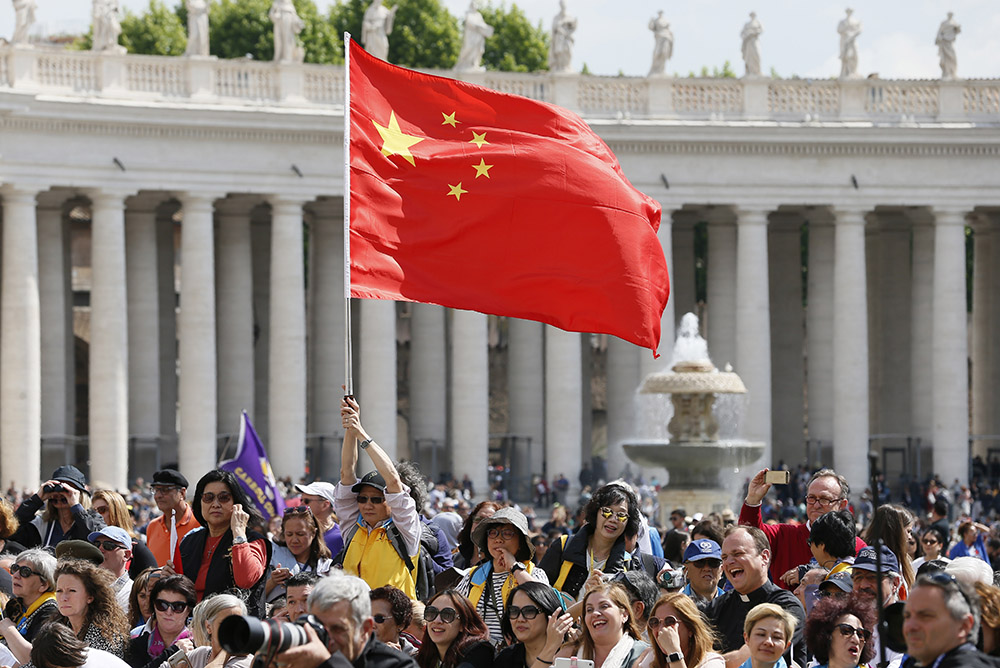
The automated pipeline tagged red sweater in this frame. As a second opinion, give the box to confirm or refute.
[739,503,866,589]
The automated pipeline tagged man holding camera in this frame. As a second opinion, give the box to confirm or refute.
[269,573,416,668]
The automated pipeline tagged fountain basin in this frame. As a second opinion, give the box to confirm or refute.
[623,439,764,488]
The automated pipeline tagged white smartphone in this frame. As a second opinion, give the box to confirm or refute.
[554,659,595,668]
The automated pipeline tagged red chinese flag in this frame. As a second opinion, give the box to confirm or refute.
[347,39,670,352]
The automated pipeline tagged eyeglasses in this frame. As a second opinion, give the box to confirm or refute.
[356,495,385,505]
[152,486,181,495]
[508,605,541,620]
[600,508,628,522]
[689,559,721,569]
[805,495,841,507]
[921,538,939,545]
[373,614,389,624]
[201,492,232,505]
[12,565,41,579]
[647,615,679,630]
[487,527,518,540]
[424,606,458,623]
[93,540,125,551]
[154,599,190,614]
[836,623,871,641]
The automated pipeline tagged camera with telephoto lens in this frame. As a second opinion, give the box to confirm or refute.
[218,614,330,657]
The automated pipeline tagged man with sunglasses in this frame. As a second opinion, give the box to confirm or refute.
[682,539,724,606]
[146,469,196,567]
[902,573,991,668]
[88,526,133,612]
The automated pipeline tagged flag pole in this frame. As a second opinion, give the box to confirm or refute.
[343,32,354,397]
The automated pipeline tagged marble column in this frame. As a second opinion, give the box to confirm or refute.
[545,328,582,502]
[89,189,131,490]
[931,209,969,484]
[409,304,447,479]
[706,208,737,369]
[806,215,835,460]
[735,208,772,462]
[251,208,271,442]
[671,214,697,321]
[910,215,935,455]
[606,335,640,481]
[768,213,804,467]
[358,300,397,468]
[178,193,219,484]
[873,217,912,434]
[156,203,179,467]
[306,198,345,479]
[971,216,994,460]
[507,319,545,477]
[643,206,676,375]
[215,197,256,439]
[1,184,42,489]
[450,310,489,497]
[832,208,869,496]
[268,197,307,480]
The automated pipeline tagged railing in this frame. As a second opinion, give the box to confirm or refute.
[1,44,998,124]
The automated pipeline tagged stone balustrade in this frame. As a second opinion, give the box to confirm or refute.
[2,43,1000,122]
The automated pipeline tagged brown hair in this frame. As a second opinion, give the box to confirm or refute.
[0,497,19,538]
[54,559,130,647]
[276,506,332,570]
[580,584,642,660]
[415,591,489,668]
[649,593,718,668]
[128,567,158,628]
[862,504,915,587]
[93,490,138,538]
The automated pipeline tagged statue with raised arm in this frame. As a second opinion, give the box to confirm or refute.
[837,8,861,78]
[935,12,960,80]
[548,0,576,73]
[362,0,397,62]
[648,10,672,76]
[184,0,209,57]
[740,12,763,77]
[455,0,494,72]
[92,0,126,53]
[270,0,304,63]
[12,0,37,45]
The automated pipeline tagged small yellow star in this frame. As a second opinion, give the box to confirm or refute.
[472,159,493,179]
[442,111,459,127]
[447,183,468,201]
[469,131,489,148]
[372,111,424,166]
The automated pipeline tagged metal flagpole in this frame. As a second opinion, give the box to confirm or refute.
[343,32,354,397]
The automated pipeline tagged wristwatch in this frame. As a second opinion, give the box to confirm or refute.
[360,438,373,450]
[232,536,248,545]
[510,562,526,574]
[666,652,684,664]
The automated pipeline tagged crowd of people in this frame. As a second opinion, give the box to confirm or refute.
[0,398,998,668]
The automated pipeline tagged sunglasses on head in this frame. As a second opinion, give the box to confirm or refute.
[647,615,679,630]
[201,492,232,504]
[600,507,628,522]
[93,540,124,551]
[357,495,385,505]
[508,605,541,620]
[424,606,458,623]
[12,565,41,579]
[154,599,190,614]
[285,506,312,516]
[836,623,871,641]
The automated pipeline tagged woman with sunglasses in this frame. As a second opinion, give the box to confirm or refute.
[92,490,158,578]
[126,574,197,668]
[644,592,723,668]
[370,585,418,656]
[804,596,876,668]
[455,501,502,569]
[539,483,644,599]
[266,506,332,603]
[53,559,130,657]
[173,470,272,617]
[576,582,647,668]
[740,604,797,668]
[496,581,575,668]
[457,507,549,641]
[913,527,949,570]
[0,548,58,662]
[415,590,494,668]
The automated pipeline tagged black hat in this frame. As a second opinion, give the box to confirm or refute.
[51,465,88,494]
[151,469,189,488]
[55,540,105,566]
[351,471,387,494]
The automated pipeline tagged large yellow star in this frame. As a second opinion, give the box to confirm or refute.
[472,159,493,179]
[469,131,489,149]
[442,111,459,127]
[447,183,468,201]
[372,111,423,166]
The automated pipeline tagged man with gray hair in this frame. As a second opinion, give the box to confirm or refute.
[274,572,416,668]
[901,573,992,668]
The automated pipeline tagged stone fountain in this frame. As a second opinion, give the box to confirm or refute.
[623,313,764,515]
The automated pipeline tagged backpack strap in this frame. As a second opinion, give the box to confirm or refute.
[332,522,361,567]
[386,522,416,572]
[553,535,574,591]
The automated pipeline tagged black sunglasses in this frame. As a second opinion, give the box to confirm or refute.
[424,606,458,623]
[373,614,390,624]
[12,565,41,579]
[836,623,871,641]
[154,599,190,614]
[508,605,541,620]
[93,540,124,551]
[690,559,722,569]
[357,495,385,505]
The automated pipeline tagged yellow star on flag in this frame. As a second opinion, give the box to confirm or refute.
[447,183,468,201]
[470,131,489,148]
[472,159,493,179]
[373,111,424,166]
[442,111,459,127]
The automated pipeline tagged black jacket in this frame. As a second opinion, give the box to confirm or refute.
[901,643,1000,668]
[317,635,417,668]
[179,527,272,617]
[11,496,105,548]
[537,526,661,599]
[125,629,182,668]
[705,580,806,666]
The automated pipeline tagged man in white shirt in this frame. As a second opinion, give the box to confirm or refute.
[88,526,133,612]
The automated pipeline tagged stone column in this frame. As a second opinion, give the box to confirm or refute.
[156,203,179,466]
[89,189,132,490]
[215,197,256,439]
[873,217,912,434]
[735,208,772,462]
[450,310,489,497]
[643,206,676,375]
[1,184,42,489]
[806,215,835,459]
[178,193,219,484]
[545,328,582,502]
[706,208,737,369]
[932,208,970,484]
[910,214,935,454]
[268,196,307,480]
[251,208,271,441]
[358,300,397,466]
[768,213,804,467]
[508,319,545,477]
[606,335,640,481]
[409,304,447,479]
[971,216,994,461]
[125,195,165,478]
[671,214,697,321]
[832,208,869,496]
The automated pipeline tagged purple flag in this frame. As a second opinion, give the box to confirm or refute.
[219,411,286,522]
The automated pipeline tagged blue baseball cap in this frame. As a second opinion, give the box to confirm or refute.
[683,538,722,562]
[88,526,132,550]
[820,570,854,593]
[853,544,899,574]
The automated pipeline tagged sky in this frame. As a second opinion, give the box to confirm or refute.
[3,0,1000,80]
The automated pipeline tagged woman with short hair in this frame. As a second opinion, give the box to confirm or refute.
[804,596,875,668]
[740,604,797,668]
[92,490,158,578]
[496,581,574,668]
[370,585,417,656]
[186,593,251,668]
[54,558,130,656]
[0,548,59,661]
[913,527,949,570]
[126,575,197,668]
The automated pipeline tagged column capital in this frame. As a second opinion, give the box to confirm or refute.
[830,207,870,225]
[0,183,42,203]
[125,193,170,215]
[87,188,138,208]
[734,207,773,225]
[178,192,222,213]
[931,208,970,226]
[268,194,308,214]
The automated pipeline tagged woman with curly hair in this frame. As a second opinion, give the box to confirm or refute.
[371,585,417,656]
[91,490,158,578]
[415,590,493,668]
[265,506,331,602]
[53,559,130,656]
[455,501,502,569]
[645,592,723,668]
[804,596,876,668]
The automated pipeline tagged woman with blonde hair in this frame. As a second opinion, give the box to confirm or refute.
[53,558,130,656]
[740,604,797,668]
[92,490,158,577]
[187,594,251,668]
[0,497,26,555]
[644,592,722,668]
[578,583,648,668]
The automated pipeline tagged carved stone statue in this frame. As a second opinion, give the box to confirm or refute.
[548,0,576,73]
[647,10,672,76]
[455,0,494,72]
[92,0,126,53]
[12,0,37,45]
[269,0,304,63]
[362,0,397,62]
[740,12,763,77]
[184,0,209,57]
[936,12,960,80]
[837,8,861,79]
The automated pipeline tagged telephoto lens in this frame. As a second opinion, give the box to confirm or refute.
[218,615,329,655]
